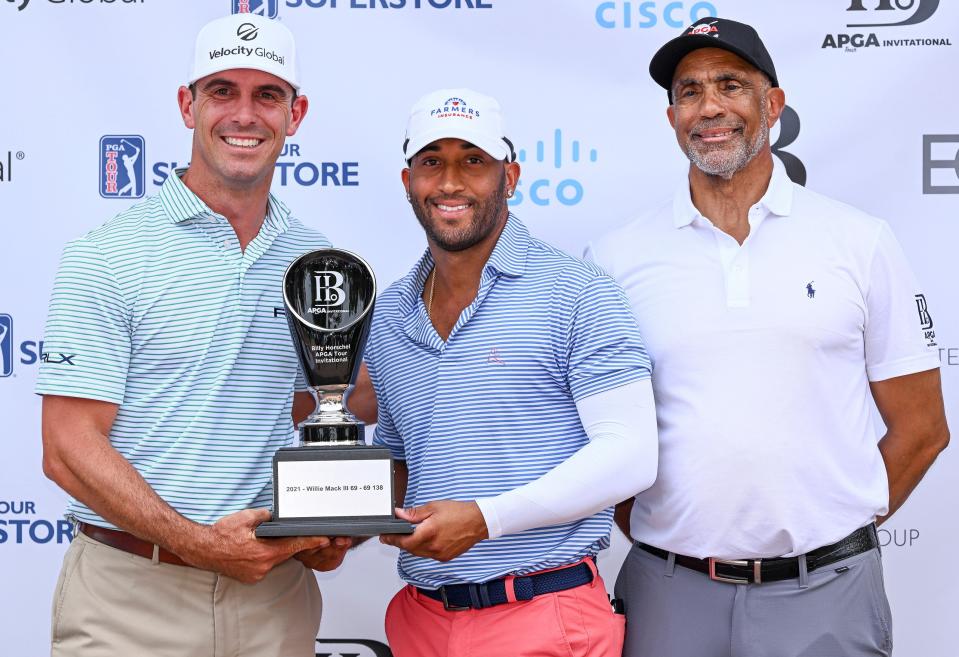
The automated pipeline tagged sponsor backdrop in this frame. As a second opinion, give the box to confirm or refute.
[1,1,956,655]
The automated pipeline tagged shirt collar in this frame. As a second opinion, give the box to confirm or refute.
[672,158,795,229]
[158,167,291,232]
[402,213,529,307]
[484,213,529,278]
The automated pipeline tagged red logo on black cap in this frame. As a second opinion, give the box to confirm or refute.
[687,21,719,37]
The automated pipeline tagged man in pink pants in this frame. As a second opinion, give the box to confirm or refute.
[350,88,659,657]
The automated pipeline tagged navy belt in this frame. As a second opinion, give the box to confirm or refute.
[417,559,595,611]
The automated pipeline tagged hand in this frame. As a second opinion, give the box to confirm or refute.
[295,537,353,572]
[176,508,333,584]
[379,500,488,562]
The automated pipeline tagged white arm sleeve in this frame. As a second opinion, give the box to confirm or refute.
[475,378,658,540]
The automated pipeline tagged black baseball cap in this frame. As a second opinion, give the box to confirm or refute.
[649,17,779,103]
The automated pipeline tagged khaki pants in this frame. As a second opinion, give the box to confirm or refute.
[51,531,322,657]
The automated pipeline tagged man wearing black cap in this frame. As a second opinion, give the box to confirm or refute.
[587,16,949,657]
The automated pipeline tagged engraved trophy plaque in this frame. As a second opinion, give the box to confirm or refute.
[256,249,413,537]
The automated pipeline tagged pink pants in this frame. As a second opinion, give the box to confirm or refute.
[385,567,625,657]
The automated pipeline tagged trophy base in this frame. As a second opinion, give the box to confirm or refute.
[300,422,363,445]
[256,517,414,537]
[266,445,411,537]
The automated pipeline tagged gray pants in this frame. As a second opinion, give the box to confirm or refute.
[615,542,892,657]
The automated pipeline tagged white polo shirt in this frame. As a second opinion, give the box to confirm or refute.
[586,161,939,559]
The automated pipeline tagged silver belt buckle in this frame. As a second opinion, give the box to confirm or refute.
[708,557,761,584]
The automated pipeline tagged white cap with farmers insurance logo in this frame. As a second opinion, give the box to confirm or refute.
[404,88,513,162]
[189,13,300,91]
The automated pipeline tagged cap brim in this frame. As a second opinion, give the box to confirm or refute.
[405,127,509,162]
[189,64,300,92]
[649,36,771,93]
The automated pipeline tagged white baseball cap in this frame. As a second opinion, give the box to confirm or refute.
[189,13,300,91]
[403,88,514,162]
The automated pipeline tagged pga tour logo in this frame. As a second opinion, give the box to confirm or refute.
[314,271,346,307]
[687,21,719,36]
[232,0,279,18]
[0,314,12,378]
[99,135,145,199]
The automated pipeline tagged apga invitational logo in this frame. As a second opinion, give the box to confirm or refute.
[232,0,279,18]
[0,314,12,378]
[823,0,951,51]
[846,0,938,27]
[915,293,936,348]
[100,135,145,199]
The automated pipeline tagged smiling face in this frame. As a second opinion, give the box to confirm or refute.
[667,48,783,180]
[402,138,520,253]
[177,68,307,193]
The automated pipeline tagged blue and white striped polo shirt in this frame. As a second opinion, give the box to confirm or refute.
[367,215,651,588]
[35,170,330,528]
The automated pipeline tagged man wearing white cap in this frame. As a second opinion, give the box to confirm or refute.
[349,88,658,657]
[587,16,949,657]
[38,13,344,657]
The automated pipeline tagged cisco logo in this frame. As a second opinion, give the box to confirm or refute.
[595,1,717,29]
[509,129,596,207]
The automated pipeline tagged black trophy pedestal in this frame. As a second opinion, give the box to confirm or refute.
[255,445,414,538]
[256,517,414,537]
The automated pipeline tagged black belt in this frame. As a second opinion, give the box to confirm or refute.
[417,559,595,611]
[638,524,878,584]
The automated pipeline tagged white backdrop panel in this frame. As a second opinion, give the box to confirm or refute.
[1,1,956,656]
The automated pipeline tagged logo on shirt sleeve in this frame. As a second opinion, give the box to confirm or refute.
[915,293,936,347]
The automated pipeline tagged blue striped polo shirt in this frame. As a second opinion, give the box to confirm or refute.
[35,169,330,528]
[367,215,651,588]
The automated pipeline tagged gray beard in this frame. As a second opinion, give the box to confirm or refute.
[685,104,769,180]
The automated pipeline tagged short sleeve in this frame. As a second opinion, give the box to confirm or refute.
[561,275,652,401]
[293,358,308,392]
[365,347,405,461]
[864,222,940,381]
[34,238,132,403]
